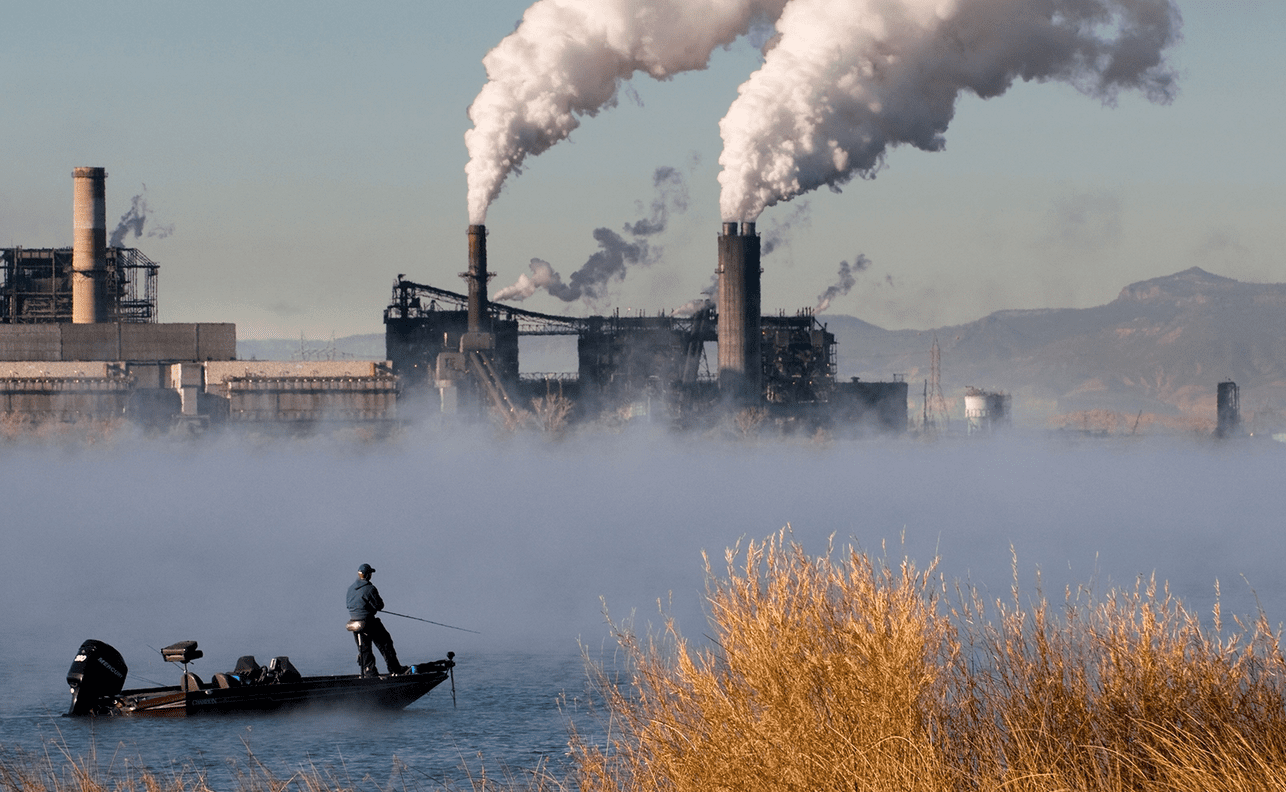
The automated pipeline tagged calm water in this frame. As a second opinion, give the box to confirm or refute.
[3,430,1285,788]
[0,649,591,788]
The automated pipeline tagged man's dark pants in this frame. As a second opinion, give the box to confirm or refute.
[353,617,402,676]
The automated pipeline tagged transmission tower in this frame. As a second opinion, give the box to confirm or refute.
[924,336,950,436]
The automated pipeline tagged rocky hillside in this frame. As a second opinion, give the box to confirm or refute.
[828,268,1286,427]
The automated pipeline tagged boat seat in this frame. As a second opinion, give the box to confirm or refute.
[181,672,204,692]
[212,673,236,689]
[232,656,262,683]
[266,656,301,683]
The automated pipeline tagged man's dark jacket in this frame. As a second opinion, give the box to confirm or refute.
[347,577,384,620]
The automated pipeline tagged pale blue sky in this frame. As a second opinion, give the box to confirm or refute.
[2,0,1282,338]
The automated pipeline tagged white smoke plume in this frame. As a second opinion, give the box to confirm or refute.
[495,167,691,306]
[493,258,571,302]
[815,253,870,313]
[110,186,175,247]
[465,0,791,225]
[718,0,1182,221]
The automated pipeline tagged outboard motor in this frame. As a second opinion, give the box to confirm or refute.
[66,640,128,716]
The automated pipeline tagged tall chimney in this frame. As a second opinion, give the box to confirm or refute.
[465,224,490,333]
[72,167,108,324]
[717,222,762,402]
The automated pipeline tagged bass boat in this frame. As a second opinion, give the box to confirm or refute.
[66,639,455,717]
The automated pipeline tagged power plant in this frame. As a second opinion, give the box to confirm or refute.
[0,167,1024,438]
[0,168,1253,440]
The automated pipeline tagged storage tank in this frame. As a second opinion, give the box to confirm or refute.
[965,387,1011,434]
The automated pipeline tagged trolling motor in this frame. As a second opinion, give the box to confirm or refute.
[66,640,129,716]
[448,651,456,707]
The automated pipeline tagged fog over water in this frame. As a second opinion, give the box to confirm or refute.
[2,429,1283,782]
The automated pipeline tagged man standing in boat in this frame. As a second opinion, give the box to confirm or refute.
[346,563,406,677]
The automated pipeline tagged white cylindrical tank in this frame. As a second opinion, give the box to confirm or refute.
[965,387,1011,434]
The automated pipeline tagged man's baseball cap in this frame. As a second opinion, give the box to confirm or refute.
[358,563,375,574]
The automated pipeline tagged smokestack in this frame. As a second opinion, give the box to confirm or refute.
[465,224,491,333]
[717,222,761,402]
[72,167,109,324]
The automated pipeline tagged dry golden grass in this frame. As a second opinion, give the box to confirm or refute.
[572,532,1286,792]
[733,406,769,437]
[0,746,213,792]
[0,747,559,792]
[573,534,954,792]
[531,386,574,436]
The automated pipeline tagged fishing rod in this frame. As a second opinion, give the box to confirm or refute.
[383,610,482,635]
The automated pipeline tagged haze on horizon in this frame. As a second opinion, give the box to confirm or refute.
[3,430,1284,695]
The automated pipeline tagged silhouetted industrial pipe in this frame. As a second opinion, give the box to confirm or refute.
[72,167,108,324]
[717,221,762,402]
[466,224,490,333]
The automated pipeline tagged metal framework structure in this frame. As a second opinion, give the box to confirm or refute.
[761,311,836,405]
[383,276,838,407]
[0,247,158,323]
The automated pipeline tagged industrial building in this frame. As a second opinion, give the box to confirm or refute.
[382,223,908,433]
[0,167,398,431]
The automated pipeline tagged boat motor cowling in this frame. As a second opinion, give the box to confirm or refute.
[66,639,128,716]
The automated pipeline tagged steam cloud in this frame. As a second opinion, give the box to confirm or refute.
[465,0,790,224]
[718,0,1182,221]
[672,297,714,317]
[815,253,870,313]
[110,187,174,247]
[495,167,690,306]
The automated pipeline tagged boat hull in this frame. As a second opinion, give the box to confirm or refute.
[108,665,451,717]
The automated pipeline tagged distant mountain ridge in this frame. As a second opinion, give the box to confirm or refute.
[826,267,1286,423]
[237,334,385,362]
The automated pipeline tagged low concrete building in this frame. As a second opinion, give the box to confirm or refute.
[0,329,398,428]
[205,361,398,424]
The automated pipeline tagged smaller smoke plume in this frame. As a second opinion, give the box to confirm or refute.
[495,166,689,307]
[493,258,571,301]
[109,187,174,247]
[760,200,811,257]
[624,166,688,237]
[815,253,871,313]
[566,229,651,305]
